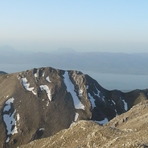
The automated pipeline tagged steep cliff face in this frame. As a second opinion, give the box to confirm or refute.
[0,67,147,148]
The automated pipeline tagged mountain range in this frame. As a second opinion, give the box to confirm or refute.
[1,47,148,75]
[0,66,148,148]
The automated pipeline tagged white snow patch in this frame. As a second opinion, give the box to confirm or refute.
[34,69,39,78]
[63,71,85,110]
[39,128,45,131]
[86,85,89,89]
[32,90,37,95]
[3,110,18,135]
[46,101,49,107]
[74,113,79,121]
[21,77,37,95]
[17,114,20,121]
[5,97,14,104]
[3,98,19,142]
[102,96,106,102]
[94,87,101,98]
[34,73,38,78]
[46,76,51,82]
[79,89,83,97]
[115,109,118,116]
[112,100,116,105]
[3,98,14,112]
[123,99,128,111]
[6,137,10,143]
[88,93,96,108]
[40,85,52,101]
[95,118,108,125]
[42,72,45,77]
[94,87,105,102]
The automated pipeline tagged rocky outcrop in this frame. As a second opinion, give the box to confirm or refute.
[21,101,148,148]
[0,67,147,148]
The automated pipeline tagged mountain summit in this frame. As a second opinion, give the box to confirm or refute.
[0,67,147,148]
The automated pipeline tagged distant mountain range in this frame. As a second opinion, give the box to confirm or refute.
[1,47,148,75]
[0,71,7,74]
[0,66,148,148]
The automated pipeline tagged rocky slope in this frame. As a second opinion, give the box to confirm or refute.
[21,100,148,148]
[0,67,148,148]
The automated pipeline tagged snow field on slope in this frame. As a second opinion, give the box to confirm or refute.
[95,118,109,125]
[123,99,128,111]
[74,113,79,121]
[21,77,37,95]
[3,97,20,142]
[46,76,51,82]
[88,93,96,108]
[63,71,85,110]
[40,85,52,101]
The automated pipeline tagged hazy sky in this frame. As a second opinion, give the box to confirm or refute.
[0,0,148,53]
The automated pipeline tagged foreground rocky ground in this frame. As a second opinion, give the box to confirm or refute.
[21,101,148,148]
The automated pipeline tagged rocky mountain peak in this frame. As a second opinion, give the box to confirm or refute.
[0,66,148,148]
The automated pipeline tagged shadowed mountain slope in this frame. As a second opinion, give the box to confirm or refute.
[21,101,148,148]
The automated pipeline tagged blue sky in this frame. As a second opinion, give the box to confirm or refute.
[0,0,148,53]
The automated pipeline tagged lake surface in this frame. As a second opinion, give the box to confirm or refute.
[83,70,148,91]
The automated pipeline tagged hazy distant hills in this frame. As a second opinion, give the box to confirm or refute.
[0,71,7,74]
[0,47,148,75]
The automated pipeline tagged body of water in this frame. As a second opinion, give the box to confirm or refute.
[83,71,148,91]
